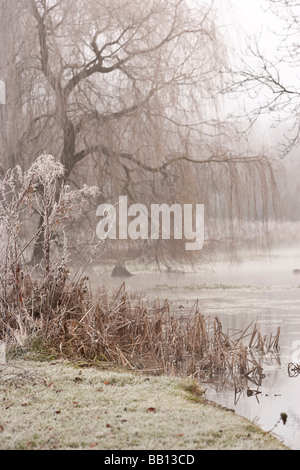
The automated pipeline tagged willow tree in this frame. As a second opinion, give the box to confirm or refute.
[0,0,281,267]
[225,0,300,156]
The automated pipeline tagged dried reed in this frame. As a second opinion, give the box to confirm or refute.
[2,278,279,382]
[0,157,280,384]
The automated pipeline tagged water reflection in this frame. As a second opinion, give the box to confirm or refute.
[88,250,300,449]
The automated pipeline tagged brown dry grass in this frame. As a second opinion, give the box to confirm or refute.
[2,274,280,385]
[0,158,280,384]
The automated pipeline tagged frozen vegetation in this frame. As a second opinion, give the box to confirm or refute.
[0,359,288,450]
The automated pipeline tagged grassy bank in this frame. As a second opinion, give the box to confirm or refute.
[0,359,288,450]
[0,159,289,451]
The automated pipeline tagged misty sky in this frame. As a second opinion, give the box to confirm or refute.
[225,1,300,219]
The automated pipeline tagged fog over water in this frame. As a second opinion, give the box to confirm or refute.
[2,0,300,451]
[91,246,300,449]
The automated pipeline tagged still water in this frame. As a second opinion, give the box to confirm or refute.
[91,250,300,449]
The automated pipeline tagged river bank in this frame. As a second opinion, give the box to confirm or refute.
[0,359,288,450]
[87,254,300,450]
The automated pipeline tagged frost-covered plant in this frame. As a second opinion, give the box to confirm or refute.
[27,155,99,272]
[0,154,100,343]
